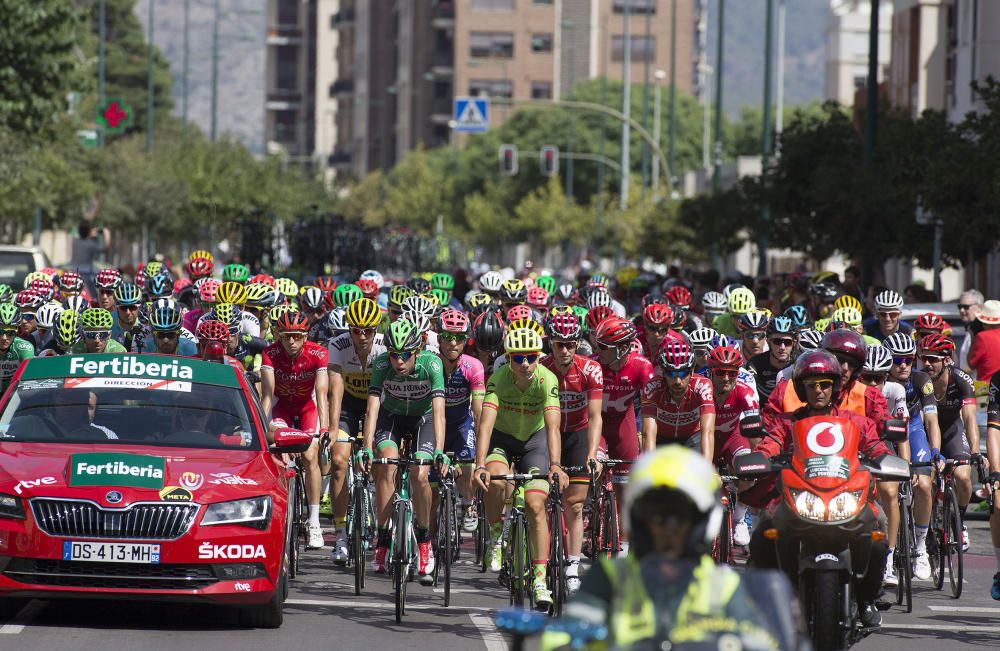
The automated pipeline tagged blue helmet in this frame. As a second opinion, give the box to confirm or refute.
[113,282,143,306]
[768,315,795,335]
[709,333,736,350]
[783,304,811,330]
[149,304,182,332]
[146,273,173,299]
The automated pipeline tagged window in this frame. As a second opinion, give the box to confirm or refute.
[531,81,552,99]
[611,35,655,63]
[532,33,553,53]
[613,0,656,14]
[849,32,869,59]
[470,79,513,98]
[470,32,514,58]
[533,0,554,4]
[471,0,514,10]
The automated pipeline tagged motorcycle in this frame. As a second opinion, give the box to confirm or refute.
[735,416,909,651]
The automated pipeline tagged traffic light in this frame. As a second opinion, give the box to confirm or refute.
[499,144,518,175]
[540,145,559,176]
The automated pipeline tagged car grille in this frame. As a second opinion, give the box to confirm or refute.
[3,558,218,590]
[31,499,199,541]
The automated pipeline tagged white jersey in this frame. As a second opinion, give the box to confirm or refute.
[327,332,387,401]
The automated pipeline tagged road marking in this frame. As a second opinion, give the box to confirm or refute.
[285,598,497,612]
[927,605,1000,614]
[469,612,508,651]
[432,587,489,594]
[882,623,1000,633]
[0,600,44,635]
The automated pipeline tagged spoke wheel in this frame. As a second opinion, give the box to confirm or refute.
[945,488,964,599]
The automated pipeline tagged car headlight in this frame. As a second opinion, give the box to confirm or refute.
[827,491,862,522]
[0,493,25,520]
[792,490,826,521]
[202,496,271,530]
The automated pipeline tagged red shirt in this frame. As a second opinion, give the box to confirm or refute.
[642,374,715,441]
[595,351,655,446]
[754,406,890,460]
[714,379,760,444]
[969,327,1000,383]
[262,340,328,408]
[541,354,604,432]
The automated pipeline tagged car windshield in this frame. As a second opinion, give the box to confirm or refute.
[0,380,260,451]
[0,251,36,288]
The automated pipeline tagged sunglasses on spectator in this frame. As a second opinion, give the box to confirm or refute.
[552,340,578,350]
[892,356,913,366]
[438,332,467,342]
[389,350,415,362]
[802,378,834,390]
[84,331,110,340]
[280,332,305,342]
[351,327,377,337]
[510,353,540,365]
[769,338,795,347]
[663,369,691,379]
[859,372,886,384]
[958,304,976,310]
[712,369,739,380]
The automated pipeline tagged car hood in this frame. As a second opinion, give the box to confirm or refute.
[0,442,277,504]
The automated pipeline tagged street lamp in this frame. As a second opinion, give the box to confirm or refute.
[651,69,666,201]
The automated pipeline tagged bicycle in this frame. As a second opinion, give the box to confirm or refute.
[916,455,969,599]
[714,467,740,565]
[432,456,460,607]
[485,470,546,609]
[584,459,632,560]
[346,440,376,595]
[548,465,586,616]
[285,460,307,579]
[475,487,489,572]
[975,453,995,516]
[893,467,917,613]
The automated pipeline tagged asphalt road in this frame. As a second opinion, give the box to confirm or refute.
[1,521,998,650]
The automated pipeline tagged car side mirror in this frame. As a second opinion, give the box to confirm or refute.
[881,418,908,443]
[734,452,773,479]
[269,428,313,454]
[870,454,910,481]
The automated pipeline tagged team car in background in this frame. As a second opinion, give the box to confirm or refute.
[0,353,311,627]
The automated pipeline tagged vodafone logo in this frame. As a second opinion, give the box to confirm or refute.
[806,422,845,455]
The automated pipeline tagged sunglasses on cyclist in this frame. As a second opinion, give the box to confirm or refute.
[84,331,110,340]
[769,338,795,347]
[663,369,691,379]
[389,350,415,362]
[350,327,377,337]
[155,331,179,340]
[920,355,944,364]
[596,341,620,351]
[552,340,578,350]
[858,372,886,384]
[802,378,834,391]
[645,325,671,335]
[118,305,139,312]
[711,369,739,380]
[892,356,913,366]
[0,329,16,337]
[20,313,36,322]
[280,332,306,342]
[743,332,766,341]
[510,353,540,365]
[438,332,468,342]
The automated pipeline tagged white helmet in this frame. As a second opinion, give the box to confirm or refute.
[359,269,385,289]
[702,291,727,312]
[874,290,904,312]
[36,302,64,329]
[863,344,893,374]
[479,271,503,293]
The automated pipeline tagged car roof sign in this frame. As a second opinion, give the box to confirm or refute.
[19,354,241,388]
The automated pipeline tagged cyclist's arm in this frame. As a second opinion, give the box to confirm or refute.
[642,415,657,452]
[475,403,498,468]
[544,408,562,470]
[362,394,380,452]
[924,410,942,452]
[260,367,275,419]
[988,375,1000,478]
[700,412,715,461]
[586,397,603,460]
[963,401,980,455]
[315,367,330,432]
[328,364,345,437]
[471,395,483,426]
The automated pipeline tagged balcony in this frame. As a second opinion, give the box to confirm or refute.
[331,9,355,28]
[431,51,454,77]
[328,149,353,167]
[329,79,355,97]
[432,1,455,28]
[267,24,303,46]
[265,89,302,111]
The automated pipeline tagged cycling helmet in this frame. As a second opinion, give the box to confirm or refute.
[197,319,231,343]
[0,303,20,327]
[737,309,770,332]
[821,329,867,367]
[660,286,689,310]
[709,333,737,350]
[389,285,415,308]
[274,309,309,333]
[689,327,718,350]
[214,281,246,306]
[250,274,276,287]
[707,345,744,370]
[527,286,550,309]
[504,327,543,354]
[94,268,123,291]
[499,279,528,303]
[274,278,299,302]
[472,311,505,353]
[479,271,504,294]
[797,329,824,351]
[586,290,612,310]
[314,276,338,294]
[146,273,173,299]
[549,304,574,317]
[149,304,182,332]
[702,291,727,314]
[438,309,470,335]
[536,275,557,295]
[504,304,532,323]
[35,303,63,329]
[58,271,85,294]
[355,279,379,300]
[430,288,450,309]
[333,284,364,308]
[386,319,422,351]
[792,350,843,402]
[658,339,695,371]
[833,295,863,313]
[471,300,501,320]
[643,303,674,326]
[221,264,250,284]
[768,316,795,336]
[883,331,917,357]
[556,284,575,302]
[642,294,667,309]
[80,308,113,331]
[210,303,242,335]
[56,309,81,348]
[186,256,214,279]
[431,273,454,291]
[864,345,893,374]
[173,278,193,295]
[245,282,279,309]
[670,309,688,332]
[198,279,221,305]
[914,312,946,334]
[919,333,955,356]
[0,284,12,303]
[586,305,614,333]
[327,307,349,334]
[874,290,904,312]
[268,304,297,325]
[548,313,582,341]
[142,261,166,281]
[346,298,382,328]
[29,278,55,301]
[188,249,213,263]
[809,282,839,303]
[113,283,143,306]
[830,306,863,328]
[783,304,811,330]
[402,295,436,320]
[14,290,44,312]
[594,317,638,348]
[300,286,325,311]
[727,287,756,315]
[507,317,546,340]
[467,293,492,311]
[405,277,431,294]
[359,269,385,289]
[64,295,88,313]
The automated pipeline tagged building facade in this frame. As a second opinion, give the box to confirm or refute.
[824,0,893,106]
[265,0,317,161]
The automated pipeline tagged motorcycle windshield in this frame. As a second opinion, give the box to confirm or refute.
[790,415,861,491]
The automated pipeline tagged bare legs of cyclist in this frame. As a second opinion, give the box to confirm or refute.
[328,437,353,564]
[878,481,900,585]
[912,473,933,579]
[302,439,325,549]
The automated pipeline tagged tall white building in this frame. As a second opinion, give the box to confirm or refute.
[825,0,893,106]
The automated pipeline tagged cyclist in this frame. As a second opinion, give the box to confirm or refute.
[76,308,127,354]
[143,302,197,356]
[94,269,122,311]
[38,310,82,357]
[469,310,505,379]
[985,369,1000,599]
[701,291,727,326]
[32,303,62,353]
[196,319,244,370]
[920,333,978,551]
[749,316,797,402]
[737,309,770,361]
[711,287,755,338]
[545,445,805,651]
[642,338,716,460]
[361,319,447,585]
[261,310,330,550]
[182,279,220,333]
[864,290,913,342]
[637,303,678,359]
[665,285,704,331]
[474,327,566,610]
[541,312,603,593]
[0,305,34,394]
[12,290,44,348]
[111,283,147,352]
[884,331,938,580]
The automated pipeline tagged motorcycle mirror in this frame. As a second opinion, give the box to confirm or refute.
[734,452,773,478]
[880,418,908,443]
[870,454,910,481]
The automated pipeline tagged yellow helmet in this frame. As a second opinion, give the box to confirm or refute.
[188,249,214,263]
[216,281,248,306]
[833,295,862,313]
[727,287,756,315]
[504,327,543,353]
[345,298,382,328]
[507,317,545,339]
[831,306,863,328]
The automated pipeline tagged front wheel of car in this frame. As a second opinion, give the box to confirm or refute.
[0,597,27,621]
[238,568,286,629]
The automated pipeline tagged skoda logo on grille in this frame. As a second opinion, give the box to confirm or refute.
[105,491,123,504]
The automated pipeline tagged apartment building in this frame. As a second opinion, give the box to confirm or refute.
[824,0,893,106]
[265,0,317,161]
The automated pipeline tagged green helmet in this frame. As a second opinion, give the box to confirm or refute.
[333,283,364,308]
[388,285,414,308]
[0,303,21,327]
[431,273,454,291]
[80,308,114,331]
[536,275,556,295]
[56,310,82,348]
[385,319,422,352]
[222,263,251,283]
[0,284,13,303]
[430,288,450,308]
[572,306,589,331]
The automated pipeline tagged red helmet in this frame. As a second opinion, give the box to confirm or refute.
[173,278,193,294]
[666,286,692,309]
[199,279,221,303]
[586,305,614,332]
[275,310,309,333]
[594,317,637,348]
[95,268,122,290]
[507,304,533,322]
[59,271,85,293]
[914,312,946,334]
[657,339,695,371]
[643,303,673,327]
[792,350,843,402]
[197,319,231,343]
[527,286,550,308]
[186,257,214,279]
[14,289,45,311]
[250,274,276,287]
[707,345,744,370]
[355,279,379,300]
[821,329,867,367]
[438,309,470,335]
[548,313,582,341]
[315,276,338,293]
[29,278,55,300]
[920,333,955,356]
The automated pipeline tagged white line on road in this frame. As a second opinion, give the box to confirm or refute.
[927,605,1000,614]
[285,598,497,612]
[0,600,44,635]
[432,587,490,594]
[469,612,508,651]
[882,623,1000,633]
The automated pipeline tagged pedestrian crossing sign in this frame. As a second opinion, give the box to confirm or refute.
[453,97,489,133]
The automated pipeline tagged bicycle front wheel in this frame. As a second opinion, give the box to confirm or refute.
[945,488,964,599]
[548,503,567,616]
[351,481,367,595]
[604,489,620,558]
[895,491,913,611]
[392,502,411,623]
[930,496,945,590]
[509,514,526,607]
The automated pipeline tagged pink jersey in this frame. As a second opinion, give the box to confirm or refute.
[443,354,486,423]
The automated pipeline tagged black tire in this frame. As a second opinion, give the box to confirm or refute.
[520,516,535,610]
[930,498,945,591]
[442,488,453,607]
[239,566,286,628]
[549,504,566,616]
[587,493,602,560]
[945,488,964,599]
[604,490,620,558]
[393,503,409,623]
[286,475,299,580]
[811,571,846,651]
[352,482,366,595]
[294,474,306,575]
[510,514,525,607]
[477,490,489,573]
[716,505,733,565]
[896,494,913,611]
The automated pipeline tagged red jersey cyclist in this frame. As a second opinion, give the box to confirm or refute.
[261,310,330,550]
[641,338,716,460]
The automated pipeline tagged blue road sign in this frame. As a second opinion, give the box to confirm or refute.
[453,97,489,133]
